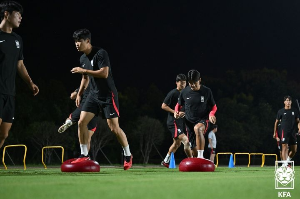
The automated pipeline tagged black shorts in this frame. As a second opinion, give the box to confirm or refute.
[82,92,119,119]
[280,129,297,145]
[208,148,216,154]
[70,102,98,131]
[0,94,15,123]
[167,118,186,139]
[186,119,212,149]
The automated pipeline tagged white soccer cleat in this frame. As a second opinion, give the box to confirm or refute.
[58,119,73,133]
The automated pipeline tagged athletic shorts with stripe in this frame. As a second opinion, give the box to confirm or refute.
[280,128,297,145]
[167,118,186,139]
[185,119,212,149]
[82,92,120,119]
[0,94,15,123]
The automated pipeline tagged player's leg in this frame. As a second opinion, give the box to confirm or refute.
[209,148,216,163]
[71,111,94,163]
[0,122,12,148]
[107,117,132,170]
[162,124,179,167]
[179,134,192,158]
[58,106,82,133]
[194,123,206,158]
[86,116,97,152]
[0,95,14,148]
[287,133,297,160]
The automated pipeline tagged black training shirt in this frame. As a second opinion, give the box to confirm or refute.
[80,47,117,99]
[163,88,181,124]
[276,108,299,133]
[0,31,24,96]
[178,85,215,123]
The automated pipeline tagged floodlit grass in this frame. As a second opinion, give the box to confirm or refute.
[0,166,299,199]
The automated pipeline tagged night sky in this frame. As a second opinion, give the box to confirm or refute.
[15,0,300,93]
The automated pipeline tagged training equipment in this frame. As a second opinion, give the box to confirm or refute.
[169,152,176,169]
[2,144,27,170]
[61,158,100,172]
[179,158,215,172]
[42,146,64,169]
[228,154,235,168]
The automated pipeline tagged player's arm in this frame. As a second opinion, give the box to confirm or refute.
[209,104,217,124]
[75,75,88,107]
[71,66,109,79]
[273,119,280,141]
[208,137,213,150]
[17,60,39,96]
[162,103,174,113]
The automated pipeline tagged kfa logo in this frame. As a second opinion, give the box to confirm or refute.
[275,161,295,197]
[278,192,291,197]
[15,40,20,48]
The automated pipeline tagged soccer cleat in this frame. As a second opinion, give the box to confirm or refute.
[124,155,133,170]
[161,161,169,168]
[58,119,73,133]
[71,154,90,163]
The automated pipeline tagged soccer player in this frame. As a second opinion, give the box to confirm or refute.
[273,96,300,165]
[207,125,217,163]
[58,83,98,152]
[161,74,192,168]
[0,1,39,148]
[70,29,133,170]
[174,69,217,159]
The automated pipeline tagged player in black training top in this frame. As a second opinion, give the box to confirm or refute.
[0,1,39,148]
[161,74,192,168]
[70,29,132,170]
[174,69,217,158]
[273,96,300,165]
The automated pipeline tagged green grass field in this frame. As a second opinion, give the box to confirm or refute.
[0,166,299,199]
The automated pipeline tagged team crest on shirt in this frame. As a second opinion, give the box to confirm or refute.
[292,112,294,115]
[201,96,204,102]
[15,40,20,48]
[91,60,94,66]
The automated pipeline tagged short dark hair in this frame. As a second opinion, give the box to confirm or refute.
[188,69,200,81]
[73,29,91,42]
[176,74,186,82]
[0,1,23,21]
[284,95,292,101]
[213,125,218,129]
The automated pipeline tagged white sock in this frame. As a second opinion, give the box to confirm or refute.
[80,144,88,156]
[123,145,131,156]
[287,156,291,161]
[197,150,204,158]
[164,153,171,163]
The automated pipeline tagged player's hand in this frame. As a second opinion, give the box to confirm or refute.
[174,111,180,119]
[179,111,185,118]
[71,67,84,74]
[29,82,39,96]
[75,95,81,107]
[209,115,216,124]
[70,91,77,100]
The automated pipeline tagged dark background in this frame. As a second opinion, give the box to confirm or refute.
[15,0,300,93]
[3,0,300,166]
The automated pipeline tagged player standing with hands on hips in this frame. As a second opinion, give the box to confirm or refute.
[174,69,217,158]
[0,1,39,148]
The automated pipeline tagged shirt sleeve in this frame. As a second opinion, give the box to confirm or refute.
[18,36,24,60]
[163,91,173,106]
[94,49,110,70]
[276,110,281,120]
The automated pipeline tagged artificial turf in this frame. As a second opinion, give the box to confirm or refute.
[0,166,299,199]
